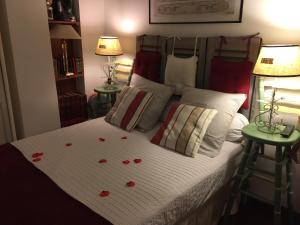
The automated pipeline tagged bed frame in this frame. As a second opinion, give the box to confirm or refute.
[134,34,263,120]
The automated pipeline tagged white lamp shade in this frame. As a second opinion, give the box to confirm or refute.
[95,36,123,56]
[50,24,81,39]
[253,45,300,77]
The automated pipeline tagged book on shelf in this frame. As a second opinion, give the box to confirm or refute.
[53,57,83,78]
[75,57,83,74]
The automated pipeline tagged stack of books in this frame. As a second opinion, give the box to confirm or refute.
[58,91,87,127]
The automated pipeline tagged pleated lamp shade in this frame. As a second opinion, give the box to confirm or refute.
[50,24,81,39]
[253,45,300,77]
[95,36,123,56]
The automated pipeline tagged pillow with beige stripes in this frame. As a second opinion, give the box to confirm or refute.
[105,86,153,131]
[151,103,217,157]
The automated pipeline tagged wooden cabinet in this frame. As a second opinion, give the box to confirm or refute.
[47,0,87,127]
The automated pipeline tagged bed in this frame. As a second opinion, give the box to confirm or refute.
[1,117,242,225]
[0,34,262,225]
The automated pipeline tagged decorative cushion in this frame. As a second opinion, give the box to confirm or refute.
[105,86,153,131]
[164,55,198,95]
[181,87,246,157]
[151,103,217,157]
[133,51,162,83]
[226,113,249,142]
[130,73,174,131]
[209,56,253,109]
[159,95,181,122]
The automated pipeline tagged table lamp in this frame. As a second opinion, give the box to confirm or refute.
[50,24,81,76]
[252,45,300,133]
[95,36,123,89]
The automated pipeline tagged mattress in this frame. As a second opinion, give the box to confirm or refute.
[12,117,243,225]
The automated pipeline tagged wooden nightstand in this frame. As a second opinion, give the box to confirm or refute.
[223,123,300,225]
[93,84,122,117]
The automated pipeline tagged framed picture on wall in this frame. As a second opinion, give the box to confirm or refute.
[149,0,244,24]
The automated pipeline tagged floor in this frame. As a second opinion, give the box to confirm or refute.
[222,198,300,225]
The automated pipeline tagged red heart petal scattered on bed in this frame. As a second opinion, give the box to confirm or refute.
[99,159,107,164]
[99,191,110,197]
[121,136,128,140]
[65,143,72,147]
[122,160,130,165]
[32,158,42,162]
[98,138,105,142]
[134,159,142,164]
[32,152,44,158]
[126,181,135,187]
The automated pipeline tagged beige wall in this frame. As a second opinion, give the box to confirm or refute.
[80,0,107,95]
[0,0,60,138]
[104,0,300,54]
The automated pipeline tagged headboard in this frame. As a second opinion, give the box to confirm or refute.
[134,35,166,83]
[134,34,262,119]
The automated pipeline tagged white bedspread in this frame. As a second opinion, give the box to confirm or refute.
[13,118,242,225]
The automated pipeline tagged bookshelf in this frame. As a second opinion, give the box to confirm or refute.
[48,20,80,25]
[47,0,87,127]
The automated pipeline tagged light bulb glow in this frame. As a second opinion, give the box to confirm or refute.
[121,19,136,33]
[266,0,300,29]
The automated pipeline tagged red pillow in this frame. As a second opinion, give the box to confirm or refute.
[209,56,253,109]
[133,51,161,83]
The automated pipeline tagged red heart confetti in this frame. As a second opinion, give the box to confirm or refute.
[65,143,72,147]
[32,152,44,158]
[126,181,135,187]
[99,159,107,164]
[98,138,105,142]
[121,136,128,140]
[32,158,42,162]
[134,159,142,164]
[122,160,130,165]
[99,191,110,197]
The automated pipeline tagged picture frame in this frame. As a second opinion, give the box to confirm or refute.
[149,0,244,24]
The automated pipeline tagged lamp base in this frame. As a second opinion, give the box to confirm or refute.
[104,79,118,90]
[256,121,282,134]
[255,87,283,134]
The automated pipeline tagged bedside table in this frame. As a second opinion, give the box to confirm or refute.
[223,123,300,225]
[93,84,122,117]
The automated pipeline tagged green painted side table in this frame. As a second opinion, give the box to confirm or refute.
[223,123,300,225]
[93,84,122,117]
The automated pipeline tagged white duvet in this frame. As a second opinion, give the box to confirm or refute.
[13,118,242,225]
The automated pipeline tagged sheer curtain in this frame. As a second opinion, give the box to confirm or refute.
[0,33,16,144]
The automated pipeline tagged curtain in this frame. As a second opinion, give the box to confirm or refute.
[0,33,16,144]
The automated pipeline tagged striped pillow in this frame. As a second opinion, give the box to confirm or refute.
[151,103,217,157]
[105,86,153,131]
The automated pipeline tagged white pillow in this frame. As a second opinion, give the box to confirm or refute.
[181,87,246,157]
[130,73,174,131]
[159,95,181,122]
[164,55,198,95]
[226,113,249,142]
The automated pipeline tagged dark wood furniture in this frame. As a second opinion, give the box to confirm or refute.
[47,0,87,127]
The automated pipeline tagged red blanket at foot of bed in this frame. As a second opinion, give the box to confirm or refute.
[0,143,113,225]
